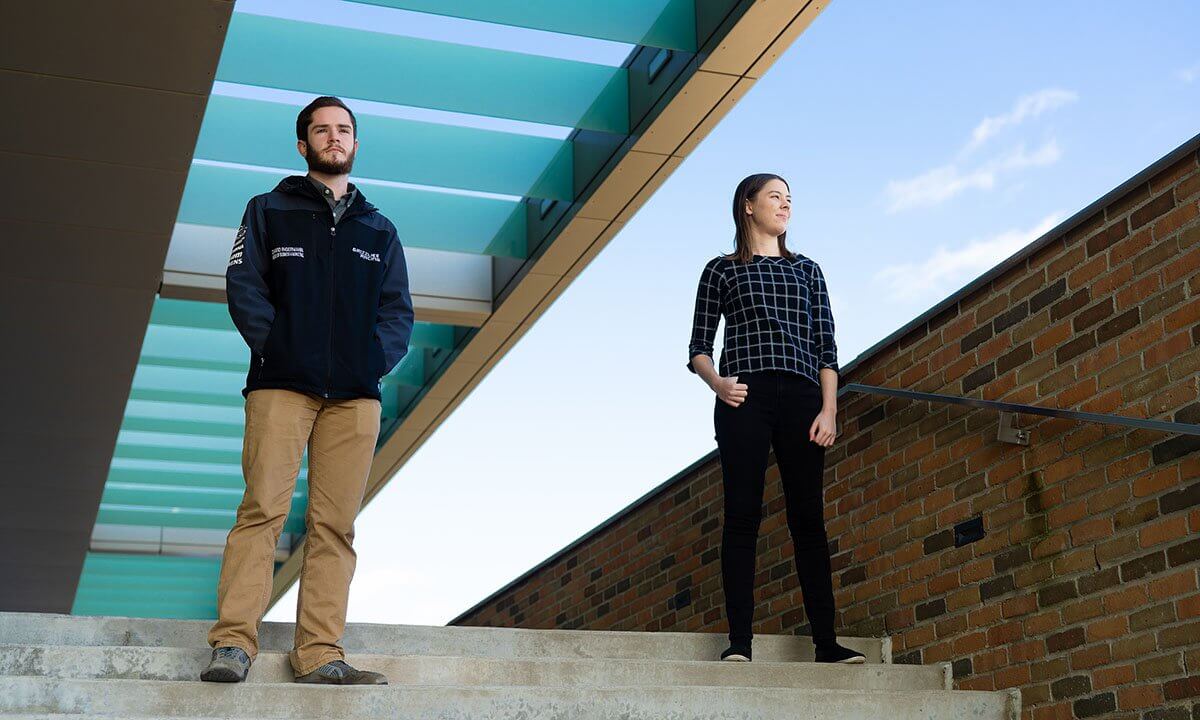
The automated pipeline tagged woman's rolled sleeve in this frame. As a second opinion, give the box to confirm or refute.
[811,262,839,372]
[687,258,724,373]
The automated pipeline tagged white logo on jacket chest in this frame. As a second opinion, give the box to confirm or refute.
[351,247,381,262]
[271,246,305,260]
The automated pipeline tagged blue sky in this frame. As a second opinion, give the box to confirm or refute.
[263,1,1200,624]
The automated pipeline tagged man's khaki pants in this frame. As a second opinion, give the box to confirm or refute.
[207,389,380,676]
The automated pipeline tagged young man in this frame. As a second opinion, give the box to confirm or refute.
[201,96,413,685]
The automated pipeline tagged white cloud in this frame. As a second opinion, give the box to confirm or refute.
[1178,62,1200,83]
[995,139,1062,170]
[885,165,996,213]
[873,212,1067,303]
[886,140,1060,212]
[884,88,1075,213]
[965,89,1078,153]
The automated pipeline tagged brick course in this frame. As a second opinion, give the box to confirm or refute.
[453,139,1200,720]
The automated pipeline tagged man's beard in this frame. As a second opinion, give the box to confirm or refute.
[306,144,355,175]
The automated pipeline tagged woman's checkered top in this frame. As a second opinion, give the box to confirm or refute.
[687,253,838,384]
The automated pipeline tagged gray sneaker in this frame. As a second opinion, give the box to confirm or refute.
[200,646,251,682]
[295,659,388,685]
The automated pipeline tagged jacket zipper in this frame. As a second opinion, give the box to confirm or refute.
[325,223,336,398]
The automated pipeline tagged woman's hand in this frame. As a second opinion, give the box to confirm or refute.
[809,408,837,447]
[712,375,749,408]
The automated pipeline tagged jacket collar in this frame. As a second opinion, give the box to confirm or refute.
[274,175,376,219]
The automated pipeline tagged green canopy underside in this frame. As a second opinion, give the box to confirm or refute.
[87,296,456,591]
[73,554,221,619]
[80,0,724,619]
[218,14,629,133]
[197,95,574,201]
[350,0,697,50]
[179,163,528,258]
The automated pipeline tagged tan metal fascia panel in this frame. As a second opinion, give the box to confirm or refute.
[565,220,627,280]
[490,272,562,325]
[699,0,825,78]
[421,360,484,401]
[616,156,683,223]
[674,77,756,158]
[393,393,449,432]
[746,1,829,79]
[529,217,613,277]
[576,151,671,221]
[631,70,739,156]
[453,320,520,364]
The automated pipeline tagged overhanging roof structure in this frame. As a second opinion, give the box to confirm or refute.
[1,0,830,618]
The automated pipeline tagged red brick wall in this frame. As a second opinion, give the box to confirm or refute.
[453,139,1200,720]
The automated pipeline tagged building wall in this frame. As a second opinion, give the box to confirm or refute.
[453,139,1200,720]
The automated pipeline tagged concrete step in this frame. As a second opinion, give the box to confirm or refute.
[2,676,1020,720]
[0,612,884,663]
[0,644,948,690]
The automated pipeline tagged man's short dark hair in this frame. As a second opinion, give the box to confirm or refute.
[296,96,357,141]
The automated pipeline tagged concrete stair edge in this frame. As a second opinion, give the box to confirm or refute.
[1,676,1022,720]
[0,612,886,662]
[0,643,946,690]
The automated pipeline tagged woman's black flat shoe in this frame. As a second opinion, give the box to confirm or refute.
[814,642,866,664]
[720,644,752,662]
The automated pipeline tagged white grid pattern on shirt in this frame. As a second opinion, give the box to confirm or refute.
[687,254,838,384]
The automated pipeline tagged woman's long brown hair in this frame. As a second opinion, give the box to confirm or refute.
[727,173,795,263]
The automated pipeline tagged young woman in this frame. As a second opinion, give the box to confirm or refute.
[687,173,865,664]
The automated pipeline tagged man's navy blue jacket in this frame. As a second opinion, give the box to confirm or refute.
[225,175,414,401]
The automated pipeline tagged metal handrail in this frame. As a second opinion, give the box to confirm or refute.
[840,383,1200,437]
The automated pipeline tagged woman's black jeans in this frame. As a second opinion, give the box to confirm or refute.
[714,370,837,648]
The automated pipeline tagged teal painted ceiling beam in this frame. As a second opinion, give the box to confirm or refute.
[149,298,234,331]
[113,445,243,467]
[73,553,222,618]
[75,587,218,604]
[111,438,304,472]
[138,321,458,376]
[131,364,246,402]
[351,0,697,51]
[148,300,460,350]
[129,388,244,408]
[95,503,306,534]
[179,164,528,257]
[101,483,302,512]
[79,553,223,577]
[139,325,247,370]
[197,95,573,201]
[72,601,217,620]
[120,417,244,439]
[410,323,458,350]
[217,14,629,134]
[122,401,243,427]
[109,457,249,476]
[138,355,245,374]
[108,465,307,492]
[385,351,425,386]
[76,576,217,592]
[381,352,425,418]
